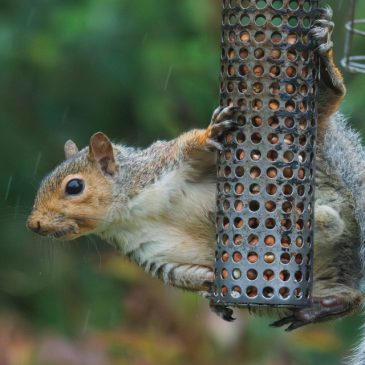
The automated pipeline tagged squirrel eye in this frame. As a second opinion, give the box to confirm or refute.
[65,179,84,196]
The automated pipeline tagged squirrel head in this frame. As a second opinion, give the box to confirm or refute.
[27,132,119,240]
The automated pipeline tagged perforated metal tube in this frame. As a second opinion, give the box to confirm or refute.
[213,0,319,308]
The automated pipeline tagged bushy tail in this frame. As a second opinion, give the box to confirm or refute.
[345,314,365,365]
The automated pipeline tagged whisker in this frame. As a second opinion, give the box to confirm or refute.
[52,226,76,239]
[0,215,30,224]
[0,213,30,219]
[0,207,31,213]
[38,237,55,276]
[2,204,32,209]
[69,213,113,225]
[4,176,13,200]
[87,236,102,267]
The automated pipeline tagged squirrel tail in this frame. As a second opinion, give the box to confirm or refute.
[346,318,365,365]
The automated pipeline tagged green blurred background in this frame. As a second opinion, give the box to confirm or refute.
[1,1,364,364]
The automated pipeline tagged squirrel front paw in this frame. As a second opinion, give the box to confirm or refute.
[206,106,239,151]
[309,6,345,96]
[314,203,345,243]
[309,7,334,55]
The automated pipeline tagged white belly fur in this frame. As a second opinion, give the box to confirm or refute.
[100,163,216,267]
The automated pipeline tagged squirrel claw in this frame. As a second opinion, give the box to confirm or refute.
[309,10,335,56]
[209,301,236,322]
[208,120,237,139]
[270,315,305,331]
[270,294,361,331]
[200,106,241,152]
[206,139,224,151]
[314,6,333,22]
[205,119,237,151]
[210,106,240,126]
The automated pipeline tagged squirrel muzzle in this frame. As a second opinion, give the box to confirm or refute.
[26,209,81,240]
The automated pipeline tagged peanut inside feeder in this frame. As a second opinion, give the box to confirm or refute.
[213,0,319,308]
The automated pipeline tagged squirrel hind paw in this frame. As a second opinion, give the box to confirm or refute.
[270,293,363,331]
[315,204,345,241]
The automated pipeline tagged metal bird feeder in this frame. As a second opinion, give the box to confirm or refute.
[213,0,320,308]
[342,0,365,73]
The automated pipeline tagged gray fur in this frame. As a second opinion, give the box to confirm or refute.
[28,6,365,362]
[322,113,365,365]
[322,113,365,274]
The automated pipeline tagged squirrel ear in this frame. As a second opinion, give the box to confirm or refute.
[88,132,118,175]
[64,140,79,159]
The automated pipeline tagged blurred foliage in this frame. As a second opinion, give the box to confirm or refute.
[1,0,365,364]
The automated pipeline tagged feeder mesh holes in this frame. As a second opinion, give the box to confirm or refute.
[213,0,319,307]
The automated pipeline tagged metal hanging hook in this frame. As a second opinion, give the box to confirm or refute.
[341,0,365,73]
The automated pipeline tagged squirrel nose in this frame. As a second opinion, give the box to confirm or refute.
[27,219,42,234]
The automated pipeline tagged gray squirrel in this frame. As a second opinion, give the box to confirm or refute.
[26,7,365,365]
